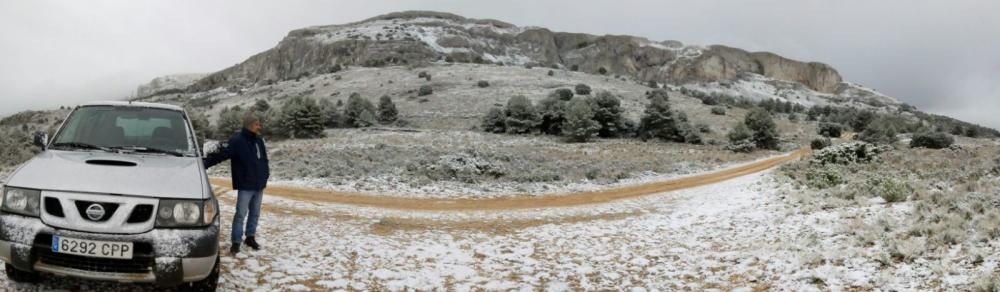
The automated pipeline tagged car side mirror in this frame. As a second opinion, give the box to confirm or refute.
[33,131,48,150]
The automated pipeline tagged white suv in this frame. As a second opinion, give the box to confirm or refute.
[0,101,220,290]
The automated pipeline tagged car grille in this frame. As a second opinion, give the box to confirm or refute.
[33,235,155,274]
[74,201,119,221]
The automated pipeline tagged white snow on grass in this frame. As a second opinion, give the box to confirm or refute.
[2,164,991,290]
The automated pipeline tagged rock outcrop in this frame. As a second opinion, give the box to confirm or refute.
[187,11,844,95]
[137,74,205,97]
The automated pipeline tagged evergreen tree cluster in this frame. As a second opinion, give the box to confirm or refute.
[212,94,402,141]
[480,88,702,144]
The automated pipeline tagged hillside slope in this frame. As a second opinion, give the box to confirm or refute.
[144,11,897,110]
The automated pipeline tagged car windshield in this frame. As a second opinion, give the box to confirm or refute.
[51,105,197,157]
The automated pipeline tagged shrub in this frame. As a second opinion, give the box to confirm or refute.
[864,176,912,203]
[215,106,243,140]
[329,64,342,73]
[537,94,568,135]
[810,142,890,165]
[646,89,669,100]
[279,97,325,139]
[810,138,831,150]
[910,131,954,149]
[477,80,490,88]
[646,81,658,88]
[185,107,213,147]
[710,106,726,115]
[377,95,399,124]
[251,99,271,112]
[745,108,779,150]
[799,166,846,189]
[570,65,579,72]
[589,91,629,138]
[818,122,844,138]
[481,107,506,133]
[851,110,875,132]
[343,94,377,128]
[725,123,756,153]
[418,85,433,96]
[547,70,555,76]
[504,96,540,134]
[553,88,574,101]
[701,95,719,105]
[858,117,899,144]
[597,67,608,75]
[417,71,429,79]
[562,98,600,142]
[575,84,592,95]
[0,127,36,168]
[695,123,711,134]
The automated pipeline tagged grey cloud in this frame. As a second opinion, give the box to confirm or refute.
[2,0,998,128]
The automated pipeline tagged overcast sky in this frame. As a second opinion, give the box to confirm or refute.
[2,0,998,128]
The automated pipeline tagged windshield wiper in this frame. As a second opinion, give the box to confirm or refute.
[108,146,186,157]
[51,142,109,152]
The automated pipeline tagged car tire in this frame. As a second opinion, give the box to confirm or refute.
[184,255,220,292]
[4,263,40,283]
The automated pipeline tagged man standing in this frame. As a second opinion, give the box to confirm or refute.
[204,112,269,255]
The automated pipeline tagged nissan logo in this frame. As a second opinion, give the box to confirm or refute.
[85,204,105,221]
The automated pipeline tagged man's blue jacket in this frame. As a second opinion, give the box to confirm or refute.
[204,128,269,191]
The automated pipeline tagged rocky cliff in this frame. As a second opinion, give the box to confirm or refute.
[187,11,846,96]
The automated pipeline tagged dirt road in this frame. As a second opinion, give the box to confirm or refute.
[210,148,807,211]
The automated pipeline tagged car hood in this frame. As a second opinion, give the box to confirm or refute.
[6,150,208,199]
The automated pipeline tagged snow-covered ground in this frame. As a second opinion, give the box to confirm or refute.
[3,166,996,290]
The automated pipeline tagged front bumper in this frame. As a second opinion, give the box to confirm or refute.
[0,213,219,286]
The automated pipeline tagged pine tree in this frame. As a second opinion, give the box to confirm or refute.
[344,94,377,128]
[377,95,399,124]
[562,98,600,142]
[504,96,540,134]
[318,99,341,128]
[638,94,681,142]
[589,91,629,138]
[537,94,567,135]
[279,97,325,139]
[744,107,779,150]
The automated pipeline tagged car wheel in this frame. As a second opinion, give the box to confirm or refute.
[184,256,220,292]
[4,263,39,283]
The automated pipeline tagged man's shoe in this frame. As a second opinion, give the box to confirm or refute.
[245,236,260,250]
[230,244,240,255]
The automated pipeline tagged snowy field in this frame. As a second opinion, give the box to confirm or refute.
[208,129,775,199]
[2,169,998,290]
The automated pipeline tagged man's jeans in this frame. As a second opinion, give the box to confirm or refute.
[232,189,263,245]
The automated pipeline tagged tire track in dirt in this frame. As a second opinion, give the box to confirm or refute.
[210,148,807,211]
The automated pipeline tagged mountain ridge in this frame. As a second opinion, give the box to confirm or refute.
[174,10,861,105]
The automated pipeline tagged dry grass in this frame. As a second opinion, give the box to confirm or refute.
[210,128,773,193]
[779,143,1000,286]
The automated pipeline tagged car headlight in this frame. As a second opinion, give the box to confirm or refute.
[156,199,213,227]
[1,187,41,217]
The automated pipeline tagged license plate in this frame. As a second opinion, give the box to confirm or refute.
[51,235,133,259]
